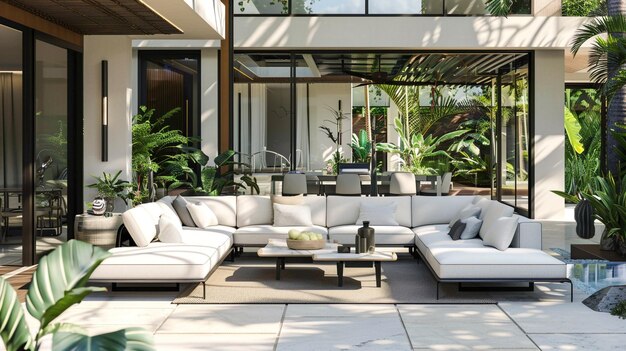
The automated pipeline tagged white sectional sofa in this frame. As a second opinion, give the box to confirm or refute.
[90,194,571,300]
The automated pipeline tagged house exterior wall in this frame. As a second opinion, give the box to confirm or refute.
[533,50,566,219]
[83,36,134,209]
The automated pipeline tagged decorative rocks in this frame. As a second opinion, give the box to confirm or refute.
[583,286,626,312]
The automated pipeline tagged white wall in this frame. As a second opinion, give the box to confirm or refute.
[201,49,220,165]
[83,39,221,206]
[234,16,591,50]
[533,50,565,219]
[306,83,352,171]
[83,36,134,210]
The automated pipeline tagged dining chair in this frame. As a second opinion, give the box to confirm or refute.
[335,174,362,196]
[389,172,417,196]
[422,172,453,196]
[282,173,307,196]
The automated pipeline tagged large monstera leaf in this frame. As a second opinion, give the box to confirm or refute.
[52,327,154,351]
[0,278,34,351]
[26,240,111,330]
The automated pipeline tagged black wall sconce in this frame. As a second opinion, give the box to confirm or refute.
[101,60,108,162]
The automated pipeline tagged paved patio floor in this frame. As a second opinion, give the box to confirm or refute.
[3,209,626,350]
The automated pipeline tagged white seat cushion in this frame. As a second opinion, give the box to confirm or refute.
[413,225,565,280]
[91,243,220,282]
[327,196,412,227]
[329,225,415,245]
[179,228,234,258]
[234,225,328,246]
[428,247,566,280]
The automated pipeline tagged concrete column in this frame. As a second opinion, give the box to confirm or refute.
[201,49,220,165]
[533,50,565,219]
[83,36,133,209]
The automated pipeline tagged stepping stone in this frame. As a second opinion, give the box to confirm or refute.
[583,285,626,312]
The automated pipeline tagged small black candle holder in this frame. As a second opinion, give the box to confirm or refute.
[337,245,351,254]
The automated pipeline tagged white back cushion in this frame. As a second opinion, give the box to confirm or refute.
[163,196,237,227]
[479,200,515,238]
[237,195,326,227]
[411,196,476,227]
[122,207,157,247]
[327,196,411,227]
[237,195,273,226]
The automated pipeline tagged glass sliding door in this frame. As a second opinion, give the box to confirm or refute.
[0,24,23,265]
[34,39,69,259]
[495,55,530,215]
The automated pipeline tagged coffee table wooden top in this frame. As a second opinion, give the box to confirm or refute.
[257,239,339,258]
[313,252,397,262]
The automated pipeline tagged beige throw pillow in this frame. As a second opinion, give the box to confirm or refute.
[186,202,219,228]
[356,202,399,226]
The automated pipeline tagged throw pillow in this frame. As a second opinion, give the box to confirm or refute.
[479,201,515,239]
[273,203,313,226]
[448,204,482,228]
[356,202,399,226]
[448,220,467,241]
[472,197,491,220]
[481,216,519,251]
[459,216,483,240]
[172,195,196,227]
[158,215,183,243]
[187,202,219,228]
[271,194,304,205]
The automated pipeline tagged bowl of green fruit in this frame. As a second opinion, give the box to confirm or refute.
[286,229,326,250]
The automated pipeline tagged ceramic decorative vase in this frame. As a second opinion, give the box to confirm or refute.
[574,198,595,239]
[358,221,375,253]
[600,229,617,251]
[91,197,106,216]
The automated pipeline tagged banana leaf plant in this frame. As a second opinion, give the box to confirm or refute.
[350,129,372,164]
[376,117,467,175]
[0,240,154,351]
[171,150,259,196]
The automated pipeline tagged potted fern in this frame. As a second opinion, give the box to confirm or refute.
[87,170,132,214]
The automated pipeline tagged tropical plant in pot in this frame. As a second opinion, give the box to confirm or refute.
[554,173,626,255]
[0,240,154,350]
[87,170,132,214]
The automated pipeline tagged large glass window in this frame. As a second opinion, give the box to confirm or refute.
[235,0,531,16]
[0,24,23,265]
[233,51,532,215]
[292,0,365,14]
[496,56,529,213]
[35,39,69,260]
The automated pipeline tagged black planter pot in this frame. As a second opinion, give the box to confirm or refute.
[600,229,617,251]
[574,199,595,239]
[617,238,626,257]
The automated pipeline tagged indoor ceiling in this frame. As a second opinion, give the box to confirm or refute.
[2,0,182,35]
[235,52,530,85]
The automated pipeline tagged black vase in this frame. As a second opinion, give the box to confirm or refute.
[574,199,595,239]
[358,221,376,253]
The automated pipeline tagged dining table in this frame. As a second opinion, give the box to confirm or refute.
[270,173,442,196]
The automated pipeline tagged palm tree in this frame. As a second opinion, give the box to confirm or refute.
[571,7,626,177]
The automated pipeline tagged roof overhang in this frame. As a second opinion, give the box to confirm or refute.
[2,0,224,39]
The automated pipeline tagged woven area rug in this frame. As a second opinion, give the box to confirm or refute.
[173,255,567,304]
